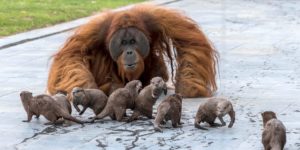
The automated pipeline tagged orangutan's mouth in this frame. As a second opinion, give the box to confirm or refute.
[125,62,137,69]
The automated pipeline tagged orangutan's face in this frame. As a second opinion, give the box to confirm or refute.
[109,27,150,80]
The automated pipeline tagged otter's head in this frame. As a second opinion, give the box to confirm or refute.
[71,87,85,112]
[150,76,167,98]
[20,91,33,113]
[20,91,33,102]
[125,80,142,94]
[216,100,232,117]
[261,111,277,127]
[171,93,183,103]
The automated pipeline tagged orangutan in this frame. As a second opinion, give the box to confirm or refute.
[47,4,218,98]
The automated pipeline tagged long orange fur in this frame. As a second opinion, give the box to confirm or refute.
[47,4,218,98]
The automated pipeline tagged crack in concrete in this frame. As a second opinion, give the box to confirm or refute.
[126,130,156,150]
[95,139,107,148]
[15,126,57,149]
[81,120,156,149]
[128,120,153,126]
[170,126,184,140]
[113,128,138,136]
[14,124,84,149]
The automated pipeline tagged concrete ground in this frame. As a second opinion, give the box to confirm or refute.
[0,0,300,149]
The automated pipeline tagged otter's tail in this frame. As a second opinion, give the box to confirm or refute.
[60,110,83,124]
[94,105,111,121]
[194,117,208,130]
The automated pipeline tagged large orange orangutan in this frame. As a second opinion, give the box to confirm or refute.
[47,4,218,98]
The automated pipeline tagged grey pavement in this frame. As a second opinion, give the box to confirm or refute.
[1,0,300,149]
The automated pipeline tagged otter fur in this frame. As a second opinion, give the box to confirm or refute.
[261,111,286,150]
[128,77,167,122]
[194,97,235,130]
[154,94,182,132]
[52,91,71,114]
[89,80,142,122]
[71,87,108,116]
[20,91,83,125]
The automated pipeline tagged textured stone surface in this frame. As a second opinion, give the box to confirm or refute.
[0,0,300,149]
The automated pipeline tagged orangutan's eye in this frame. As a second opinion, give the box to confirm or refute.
[109,28,150,61]
[130,39,135,44]
[121,40,127,45]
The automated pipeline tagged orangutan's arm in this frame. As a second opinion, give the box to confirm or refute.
[47,55,97,95]
[47,12,114,95]
[144,6,218,97]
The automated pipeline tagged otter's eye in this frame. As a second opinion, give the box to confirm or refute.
[130,39,135,44]
[121,40,127,45]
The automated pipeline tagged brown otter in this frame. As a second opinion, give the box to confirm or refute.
[89,80,142,122]
[52,91,72,114]
[261,111,286,150]
[20,91,83,125]
[127,77,167,122]
[154,93,182,132]
[194,97,235,130]
[71,87,108,116]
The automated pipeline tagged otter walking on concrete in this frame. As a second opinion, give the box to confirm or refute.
[20,91,83,125]
[71,87,108,116]
[154,94,183,132]
[261,111,286,150]
[194,97,235,130]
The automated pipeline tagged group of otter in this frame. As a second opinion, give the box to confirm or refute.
[20,76,286,150]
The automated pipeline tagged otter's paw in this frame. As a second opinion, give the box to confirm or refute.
[154,127,163,132]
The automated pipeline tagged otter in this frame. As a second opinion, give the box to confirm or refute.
[154,94,182,132]
[20,91,83,125]
[52,91,71,114]
[261,111,286,150]
[194,97,235,130]
[71,87,108,116]
[127,77,167,122]
[89,80,142,122]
